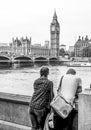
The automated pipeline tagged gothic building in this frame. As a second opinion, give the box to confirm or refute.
[10,37,31,56]
[50,11,60,57]
[74,36,91,57]
[11,37,50,57]
[10,11,60,58]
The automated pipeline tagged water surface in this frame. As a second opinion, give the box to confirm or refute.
[0,66,91,96]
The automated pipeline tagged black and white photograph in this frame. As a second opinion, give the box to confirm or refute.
[0,0,90,130]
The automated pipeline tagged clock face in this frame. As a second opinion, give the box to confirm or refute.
[51,26,55,31]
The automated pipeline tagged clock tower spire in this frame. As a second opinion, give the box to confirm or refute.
[50,11,60,57]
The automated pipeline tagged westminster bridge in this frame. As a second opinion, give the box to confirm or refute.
[0,54,63,63]
[0,54,70,68]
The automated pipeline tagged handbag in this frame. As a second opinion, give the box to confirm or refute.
[50,94,73,119]
[50,76,73,119]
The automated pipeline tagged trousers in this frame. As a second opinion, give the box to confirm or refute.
[53,109,78,130]
[29,107,50,130]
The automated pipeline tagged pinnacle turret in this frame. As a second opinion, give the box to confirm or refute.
[53,10,57,20]
[52,10,59,25]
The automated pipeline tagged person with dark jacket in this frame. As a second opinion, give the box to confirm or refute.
[29,67,54,130]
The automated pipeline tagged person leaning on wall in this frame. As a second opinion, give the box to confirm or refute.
[29,66,54,130]
[53,68,82,130]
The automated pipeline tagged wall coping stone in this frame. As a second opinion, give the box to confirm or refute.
[79,88,91,96]
[0,92,31,105]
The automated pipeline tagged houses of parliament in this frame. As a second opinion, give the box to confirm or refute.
[0,11,60,58]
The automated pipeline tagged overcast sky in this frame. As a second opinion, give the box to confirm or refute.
[0,0,91,47]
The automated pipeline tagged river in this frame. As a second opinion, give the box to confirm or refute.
[0,66,91,96]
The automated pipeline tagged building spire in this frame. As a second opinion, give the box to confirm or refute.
[53,9,57,20]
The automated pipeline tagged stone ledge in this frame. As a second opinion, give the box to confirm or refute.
[0,120,31,130]
[0,92,31,105]
[0,92,31,127]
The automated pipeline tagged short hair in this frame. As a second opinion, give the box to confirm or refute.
[40,67,49,77]
[66,68,76,75]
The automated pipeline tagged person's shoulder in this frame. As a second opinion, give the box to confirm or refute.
[74,76,82,84]
[34,78,41,83]
[66,74,81,81]
[75,75,81,80]
[47,79,53,85]
[47,78,53,83]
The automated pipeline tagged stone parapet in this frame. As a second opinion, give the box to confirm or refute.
[78,88,91,130]
[0,92,31,130]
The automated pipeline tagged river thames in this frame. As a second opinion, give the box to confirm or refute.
[0,66,91,96]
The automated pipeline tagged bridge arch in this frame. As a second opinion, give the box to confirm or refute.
[34,57,48,61]
[0,55,11,60]
[13,56,33,68]
[0,55,11,68]
[34,57,48,66]
[49,57,59,65]
[14,56,32,61]
[49,57,58,61]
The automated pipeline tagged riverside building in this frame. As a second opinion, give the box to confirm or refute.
[10,11,60,58]
[74,36,91,57]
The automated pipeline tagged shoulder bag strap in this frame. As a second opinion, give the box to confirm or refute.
[57,75,64,93]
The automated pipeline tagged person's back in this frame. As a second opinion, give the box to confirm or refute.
[29,67,54,130]
[60,74,81,104]
[30,77,53,109]
[53,68,82,130]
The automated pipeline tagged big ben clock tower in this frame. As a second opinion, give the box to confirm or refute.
[50,11,60,57]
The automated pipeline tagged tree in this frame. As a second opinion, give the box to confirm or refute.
[70,51,75,57]
[59,48,65,57]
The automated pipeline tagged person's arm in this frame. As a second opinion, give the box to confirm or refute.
[74,78,82,110]
[50,81,54,101]
[76,85,82,95]
[47,81,54,111]
[75,78,82,99]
